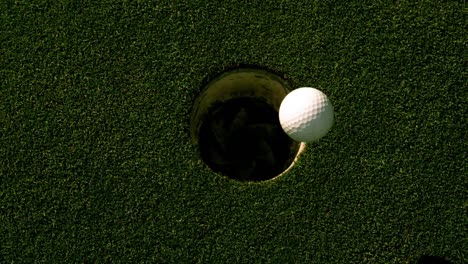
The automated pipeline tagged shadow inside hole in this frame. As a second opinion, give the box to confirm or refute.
[417,256,453,264]
[199,97,298,182]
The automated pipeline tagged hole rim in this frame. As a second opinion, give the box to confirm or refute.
[190,65,306,182]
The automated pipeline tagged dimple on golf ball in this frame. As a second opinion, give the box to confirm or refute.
[279,87,334,143]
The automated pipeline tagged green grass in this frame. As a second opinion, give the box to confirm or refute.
[1,0,466,263]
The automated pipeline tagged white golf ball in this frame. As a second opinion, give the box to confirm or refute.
[279,87,334,142]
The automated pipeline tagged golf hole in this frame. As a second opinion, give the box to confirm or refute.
[190,66,305,182]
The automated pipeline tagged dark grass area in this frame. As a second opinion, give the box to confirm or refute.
[1,0,467,262]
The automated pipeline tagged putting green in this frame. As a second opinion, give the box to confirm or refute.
[1,1,466,263]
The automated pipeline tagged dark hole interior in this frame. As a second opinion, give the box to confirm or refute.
[198,97,298,181]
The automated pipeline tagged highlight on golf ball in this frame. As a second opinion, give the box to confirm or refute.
[279,87,334,143]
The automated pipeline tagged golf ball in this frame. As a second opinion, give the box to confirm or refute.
[279,87,334,142]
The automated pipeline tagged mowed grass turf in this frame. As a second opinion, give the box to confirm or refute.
[1,0,466,263]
